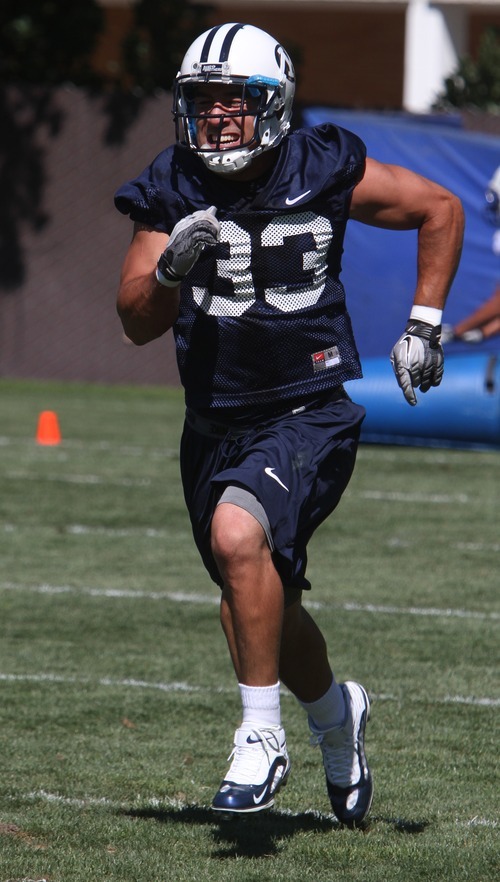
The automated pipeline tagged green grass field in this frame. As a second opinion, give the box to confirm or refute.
[0,378,498,882]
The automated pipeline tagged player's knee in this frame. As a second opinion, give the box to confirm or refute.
[211,504,265,570]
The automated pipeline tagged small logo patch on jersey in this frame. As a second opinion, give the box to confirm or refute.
[311,347,341,372]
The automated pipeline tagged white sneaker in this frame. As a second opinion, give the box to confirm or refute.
[309,681,373,826]
[212,725,291,814]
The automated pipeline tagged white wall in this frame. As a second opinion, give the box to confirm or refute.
[404,1,467,112]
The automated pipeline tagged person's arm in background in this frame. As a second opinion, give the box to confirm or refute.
[446,287,500,342]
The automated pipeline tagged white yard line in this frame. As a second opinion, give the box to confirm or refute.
[4,471,153,487]
[315,600,500,621]
[1,580,498,620]
[0,583,221,602]
[3,523,500,556]
[0,672,216,696]
[0,672,498,708]
[17,789,499,829]
[0,471,490,505]
[357,448,500,467]
[453,541,500,552]
[2,434,498,466]
[354,490,469,504]
[19,789,340,822]
[443,695,500,708]
[0,580,498,621]
[0,436,178,458]
[67,524,168,538]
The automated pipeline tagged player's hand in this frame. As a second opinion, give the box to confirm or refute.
[390,320,444,406]
[156,207,220,286]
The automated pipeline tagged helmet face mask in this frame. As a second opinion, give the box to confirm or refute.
[173,23,295,175]
[177,79,270,155]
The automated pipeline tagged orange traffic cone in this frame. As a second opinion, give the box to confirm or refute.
[36,411,62,445]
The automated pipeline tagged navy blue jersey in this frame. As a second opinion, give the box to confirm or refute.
[115,124,366,410]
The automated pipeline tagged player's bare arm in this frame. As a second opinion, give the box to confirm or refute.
[350,157,465,310]
[117,224,177,345]
[350,159,464,406]
[117,208,220,345]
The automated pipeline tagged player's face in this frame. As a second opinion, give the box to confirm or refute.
[191,83,260,152]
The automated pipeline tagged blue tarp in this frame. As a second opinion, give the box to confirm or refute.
[344,352,500,450]
[303,108,500,359]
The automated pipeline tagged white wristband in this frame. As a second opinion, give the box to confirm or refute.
[410,305,443,326]
[155,266,181,288]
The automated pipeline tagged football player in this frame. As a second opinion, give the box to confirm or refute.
[115,22,464,825]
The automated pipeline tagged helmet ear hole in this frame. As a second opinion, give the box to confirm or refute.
[173,22,295,175]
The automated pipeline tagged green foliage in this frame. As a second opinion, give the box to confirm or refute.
[0,0,104,86]
[122,1,211,93]
[0,0,211,92]
[435,27,500,112]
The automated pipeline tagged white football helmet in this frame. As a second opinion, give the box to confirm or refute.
[173,23,295,175]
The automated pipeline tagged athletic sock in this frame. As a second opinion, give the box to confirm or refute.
[298,677,346,731]
[239,681,281,728]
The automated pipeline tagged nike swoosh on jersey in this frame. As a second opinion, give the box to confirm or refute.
[264,467,289,492]
[285,190,312,206]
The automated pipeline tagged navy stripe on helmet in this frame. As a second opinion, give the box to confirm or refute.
[219,23,245,62]
[199,26,220,63]
[199,23,245,63]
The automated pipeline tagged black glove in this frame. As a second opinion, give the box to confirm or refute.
[390,320,444,406]
[156,207,220,287]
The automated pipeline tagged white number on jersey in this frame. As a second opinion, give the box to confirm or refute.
[192,212,333,316]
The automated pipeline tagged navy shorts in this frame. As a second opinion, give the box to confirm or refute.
[179,390,365,592]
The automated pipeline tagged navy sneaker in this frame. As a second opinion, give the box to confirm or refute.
[212,725,290,814]
[309,681,373,827]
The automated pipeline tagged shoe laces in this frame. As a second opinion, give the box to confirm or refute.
[226,727,281,786]
[310,726,360,788]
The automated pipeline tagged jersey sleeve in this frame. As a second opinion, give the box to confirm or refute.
[310,123,366,194]
[114,147,184,232]
[265,124,366,213]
